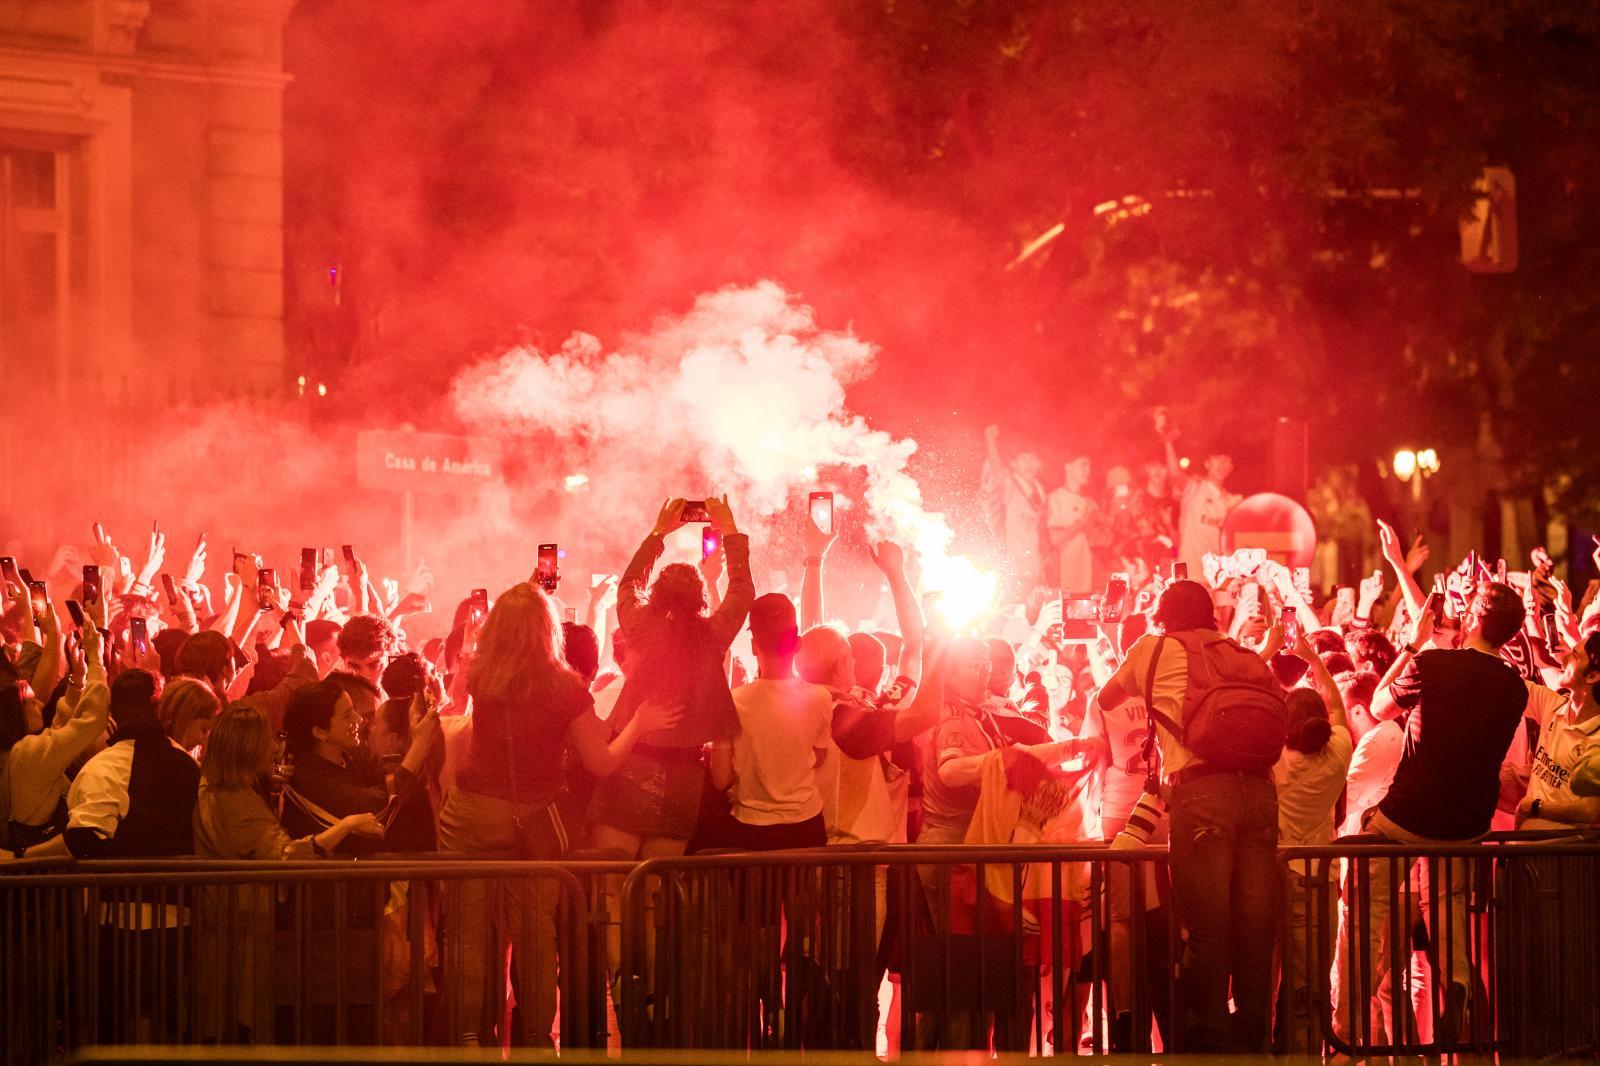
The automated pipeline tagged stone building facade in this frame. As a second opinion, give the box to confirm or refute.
[0,0,295,403]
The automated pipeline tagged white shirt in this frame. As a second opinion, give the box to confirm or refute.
[6,681,108,826]
[1178,479,1240,576]
[1519,684,1600,828]
[1274,724,1354,845]
[1047,488,1096,593]
[729,679,832,826]
[818,686,909,845]
[1340,720,1404,837]
[1084,691,1152,836]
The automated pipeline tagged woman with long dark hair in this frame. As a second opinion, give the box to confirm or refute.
[437,580,678,1047]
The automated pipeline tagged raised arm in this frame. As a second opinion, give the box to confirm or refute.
[1370,609,1431,722]
[618,499,683,631]
[1376,519,1427,623]
[1292,630,1348,732]
[800,502,837,632]
[871,542,925,683]
[705,496,754,646]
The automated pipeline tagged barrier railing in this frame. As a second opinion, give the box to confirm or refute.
[4,838,1598,1062]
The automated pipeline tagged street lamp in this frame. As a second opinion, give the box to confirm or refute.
[1392,447,1440,524]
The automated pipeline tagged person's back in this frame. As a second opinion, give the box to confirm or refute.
[1378,646,1527,840]
[729,678,830,826]
[66,670,199,859]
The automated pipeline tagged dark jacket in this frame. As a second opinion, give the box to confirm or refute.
[609,531,754,748]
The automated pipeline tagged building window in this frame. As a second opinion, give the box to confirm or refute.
[0,138,72,392]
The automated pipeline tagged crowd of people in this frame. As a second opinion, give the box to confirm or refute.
[4,466,1600,1053]
[982,410,1242,598]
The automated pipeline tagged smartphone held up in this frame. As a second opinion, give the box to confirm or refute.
[808,491,834,536]
[536,544,560,592]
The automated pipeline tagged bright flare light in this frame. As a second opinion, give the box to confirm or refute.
[924,554,1000,630]
[564,472,590,492]
[1392,448,1418,480]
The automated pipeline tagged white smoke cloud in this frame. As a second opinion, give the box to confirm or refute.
[449,281,996,621]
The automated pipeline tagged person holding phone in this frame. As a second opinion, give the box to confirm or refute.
[2,624,110,856]
[1338,583,1530,1047]
[587,495,753,856]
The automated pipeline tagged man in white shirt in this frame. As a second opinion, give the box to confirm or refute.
[1176,454,1242,581]
[710,594,831,850]
[982,426,1048,594]
[1048,456,1097,594]
[1337,671,1404,837]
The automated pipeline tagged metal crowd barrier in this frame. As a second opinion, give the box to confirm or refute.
[4,837,1599,1063]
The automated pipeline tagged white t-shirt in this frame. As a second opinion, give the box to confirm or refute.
[730,679,832,826]
[1101,633,1199,782]
[1519,684,1600,828]
[1178,479,1240,577]
[1274,724,1354,845]
[818,685,910,845]
[1083,691,1152,837]
[1047,487,1096,593]
[6,681,108,826]
[1340,720,1404,837]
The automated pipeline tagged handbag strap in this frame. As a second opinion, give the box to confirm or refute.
[1139,636,1178,792]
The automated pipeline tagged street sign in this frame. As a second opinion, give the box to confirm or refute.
[355,430,501,495]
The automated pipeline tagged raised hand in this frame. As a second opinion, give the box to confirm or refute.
[89,523,121,573]
[803,500,837,560]
[1404,534,1430,574]
[703,494,738,536]
[183,535,207,588]
[652,498,688,538]
[135,527,166,588]
[870,541,906,576]
[405,559,435,597]
[1358,569,1384,612]
[1376,519,1405,570]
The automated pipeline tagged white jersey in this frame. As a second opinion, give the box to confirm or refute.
[1088,692,1151,835]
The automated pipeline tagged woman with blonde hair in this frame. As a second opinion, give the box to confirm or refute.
[192,705,382,1041]
[438,579,679,1047]
[159,677,222,755]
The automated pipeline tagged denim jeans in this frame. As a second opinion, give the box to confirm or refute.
[1167,770,1281,1053]
[437,787,568,1046]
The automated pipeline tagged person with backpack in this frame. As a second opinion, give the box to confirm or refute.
[1093,579,1287,1053]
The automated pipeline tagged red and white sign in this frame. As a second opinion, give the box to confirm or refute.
[1222,492,1317,569]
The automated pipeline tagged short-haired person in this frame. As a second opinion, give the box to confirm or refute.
[789,617,944,847]
[176,631,236,705]
[1336,582,1529,1047]
[63,669,199,859]
[330,613,395,734]
[1515,630,1600,829]
[709,594,832,850]
[1095,579,1279,1053]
